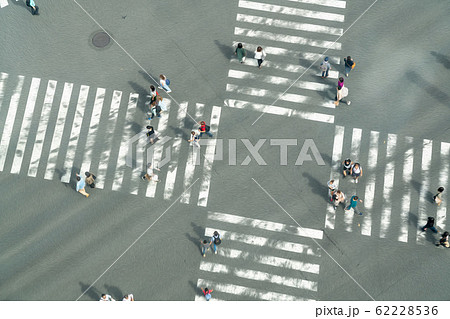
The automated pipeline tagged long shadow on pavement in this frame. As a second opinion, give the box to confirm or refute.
[406,70,449,105]
[214,40,234,60]
[104,284,123,301]
[79,281,101,301]
[302,172,328,201]
[430,51,450,69]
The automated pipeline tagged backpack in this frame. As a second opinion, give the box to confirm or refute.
[214,236,221,245]
[165,78,170,85]
[205,125,210,132]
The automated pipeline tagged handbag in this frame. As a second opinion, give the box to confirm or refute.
[165,79,170,85]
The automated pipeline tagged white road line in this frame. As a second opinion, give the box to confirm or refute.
[28,80,57,177]
[0,0,8,9]
[362,131,379,236]
[437,142,450,230]
[44,83,73,180]
[205,227,320,259]
[10,77,41,174]
[239,0,345,22]
[416,140,433,244]
[60,85,90,183]
[197,106,221,207]
[325,125,344,229]
[208,211,323,239]
[79,88,105,175]
[236,13,343,36]
[200,261,317,291]
[235,27,341,50]
[163,102,188,200]
[399,137,414,242]
[232,41,341,64]
[0,72,9,112]
[96,90,122,189]
[225,99,334,123]
[112,93,138,191]
[146,101,171,198]
[344,128,362,231]
[379,134,397,238]
[286,0,347,9]
[197,278,310,301]
[0,75,24,171]
[228,69,332,91]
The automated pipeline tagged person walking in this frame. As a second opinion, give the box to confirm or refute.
[320,57,331,78]
[26,0,39,15]
[150,85,159,101]
[436,231,449,248]
[148,100,162,120]
[99,294,115,301]
[146,125,156,144]
[85,172,96,188]
[345,195,363,215]
[210,231,222,254]
[122,294,134,301]
[333,190,346,210]
[76,173,89,198]
[334,77,351,106]
[188,130,200,148]
[159,74,172,93]
[198,121,213,138]
[344,56,356,77]
[342,158,353,178]
[327,179,337,201]
[201,287,213,301]
[350,162,363,183]
[254,46,266,69]
[235,43,246,63]
[433,187,444,206]
[422,217,439,233]
[200,239,211,257]
[142,163,160,182]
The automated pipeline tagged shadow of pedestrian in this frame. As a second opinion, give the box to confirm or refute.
[411,180,435,203]
[214,40,234,59]
[424,229,439,245]
[138,70,159,86]
[188,280,200,297]
[406,70,449,104]
[104,284,123,301]
[430,51,450,69]
[79,282,101,301]
[11,0,28,8]
[408,211,418,228]
[128,81,148,112]
[169,125,190,140]
[302,172,328,201]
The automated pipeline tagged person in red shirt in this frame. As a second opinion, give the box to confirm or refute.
[201,287,213,301]
[199,121,213,138]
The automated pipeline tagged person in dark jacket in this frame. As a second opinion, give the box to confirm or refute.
[422,217,438,233]
[26,0,39,15]
[344,56,355,77]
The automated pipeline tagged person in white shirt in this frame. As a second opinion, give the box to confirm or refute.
[254,46,267,69]
[142,162,160,182]
[327,179,337,201]
[187,130,200,148]
[99,294,115,301]
[123,294,134,301]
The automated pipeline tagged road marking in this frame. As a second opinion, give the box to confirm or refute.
[416,140,433,244]
[286,0,347,9]
[0,72,9,113]
[437,142,450,230]
[236,13,343,36]
[0,75,24,171]
[0,0,8,9]
[238,0,345,22]
[60,85,90,183]
[399,137,414,242]
[96,90,122,189]
[344,128,362,231]
[208,211,323,239]
[200,261,317,291]
[28,80,57,177]
[112,93,138,191]
[11,77,41,174]
[79,88,105,175]
[197,106,221,207]
[235,27,341,50]
[44,83,73,180]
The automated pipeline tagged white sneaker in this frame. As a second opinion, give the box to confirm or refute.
[347,101,351,105]
[214,250,217,254]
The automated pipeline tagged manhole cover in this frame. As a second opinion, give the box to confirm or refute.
[92,32,111,48]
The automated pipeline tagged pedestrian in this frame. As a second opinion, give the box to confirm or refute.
[320,57,331,78]
[333,190,346,210]
[150,85,159,101]
[422,217,439,233]
[350,162,363,183]
[99,294,115,301]
[188,130,200,148]
[342,158,352,178]
[201,287,213,301]
[235,43,246,63]
[159,74,172,93]
[148,100,162,120]
[198,121,213,138]
[344,56,356,77]
[327,179,337,201]
[26,0,39,15]
[146,125,156,144]
[345,195,363,215]
[433,187,444,206]
[75,173,89,198]
[122,294,134,301]
[142,163,160,182]
[210,231,222,254]
[436,231,449,248]
[254,46,266,69]
[85,172,96,188]
[334,77,351,106]
[200,239,210,257]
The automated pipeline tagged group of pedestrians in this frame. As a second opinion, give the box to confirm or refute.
[235,43,267,69]
[421,187,449,248]
[320,56,355,106]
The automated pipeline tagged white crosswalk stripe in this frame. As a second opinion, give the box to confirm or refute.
[325,126,450,245]
[0,72,222,207]
[195,211,321,301]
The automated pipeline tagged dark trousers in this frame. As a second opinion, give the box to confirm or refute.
[30,6,39,15]
[257,59,264,67]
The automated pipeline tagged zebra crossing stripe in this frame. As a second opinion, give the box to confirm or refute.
[0,72,8,112]
[238,0,345,22]
[198,106,222,207]
[362,131,379,236]
[44,83,74,180]
[399,138,414,242]
[0,0,8,8]
[437,142,450,229]
[416,140,433,244]
[112,93,138,191]
[28,80,57,177]
[197,278,310,301]
[236,13,343,36]
[79,88,106,175]
[11,77,41,174]
[200,261,317,291]
[60,85,90,183]
[0,75,24,172]
[285,0,347,9]
[235,27,342,50]
[344,128,362,231]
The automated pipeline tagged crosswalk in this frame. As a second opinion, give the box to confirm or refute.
[326,125,450,245]
[0,71,221,207]
[225,0,348,123]
[195,211,323,301]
